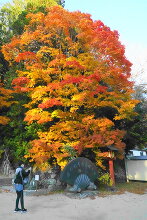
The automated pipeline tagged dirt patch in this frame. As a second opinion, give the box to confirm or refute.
[98,181,147,197]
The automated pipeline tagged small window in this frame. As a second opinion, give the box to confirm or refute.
[140,151,143,156]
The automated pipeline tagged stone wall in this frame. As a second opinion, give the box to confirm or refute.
[27,166,66,191]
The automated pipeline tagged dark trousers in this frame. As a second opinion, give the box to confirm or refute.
[15,190,24,209]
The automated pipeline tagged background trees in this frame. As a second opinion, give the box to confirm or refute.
[122,85,147,152]
[2,6,139,169]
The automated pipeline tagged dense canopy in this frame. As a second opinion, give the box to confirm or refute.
[1,6,139,169]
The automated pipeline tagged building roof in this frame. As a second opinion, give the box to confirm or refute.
[126,156,147,160]
[130,148,147,151]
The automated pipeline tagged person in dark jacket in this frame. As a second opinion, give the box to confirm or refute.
[14,161,31,213]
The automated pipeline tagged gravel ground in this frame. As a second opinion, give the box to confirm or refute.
[0,188,147,220]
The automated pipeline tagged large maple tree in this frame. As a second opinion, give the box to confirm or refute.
[0,83,14,125]
[2,6,139,169]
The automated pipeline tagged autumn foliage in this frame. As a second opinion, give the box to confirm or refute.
[2,6,139,169]
[0,83,14,125]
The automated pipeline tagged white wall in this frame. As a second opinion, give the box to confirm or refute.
[125,159,147,181]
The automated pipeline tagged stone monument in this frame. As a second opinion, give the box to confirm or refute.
[60,157,98,192]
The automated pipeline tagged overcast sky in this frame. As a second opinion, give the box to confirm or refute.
[1,0,147,85]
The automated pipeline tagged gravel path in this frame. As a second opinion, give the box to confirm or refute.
[0,189,147,220]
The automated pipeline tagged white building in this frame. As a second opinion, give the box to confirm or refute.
[128,149,147,157]
[125,148,147,181]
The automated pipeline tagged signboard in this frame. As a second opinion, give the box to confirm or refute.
[35,175,39,181]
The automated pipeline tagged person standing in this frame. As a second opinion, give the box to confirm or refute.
[14,161,31,213]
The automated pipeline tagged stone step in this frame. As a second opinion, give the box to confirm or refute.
[0,177,12,186]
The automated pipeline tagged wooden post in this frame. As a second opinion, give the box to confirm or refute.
[109,159,115,186]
